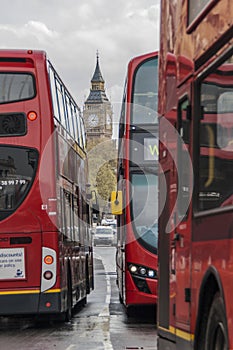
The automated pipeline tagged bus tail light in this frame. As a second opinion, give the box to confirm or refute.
[44,255,54,265]
[41,247,56,292]
[27,111,37,121]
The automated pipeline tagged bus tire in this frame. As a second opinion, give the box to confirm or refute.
[119,292,123,304]
[126,305,134,317]
[81,296,87,306]
[86,257,90,294]
[64,272,72,322]
[205,293,228,350]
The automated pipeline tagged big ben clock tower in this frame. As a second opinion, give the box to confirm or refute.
[83,52,113,144]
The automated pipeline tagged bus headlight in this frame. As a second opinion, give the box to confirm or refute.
[128,262,157,279]
[138,267,147,275]
[148,270,155,278]
[129,264,137,273]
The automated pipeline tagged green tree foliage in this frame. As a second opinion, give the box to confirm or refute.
[96,163,116,201]
[87,138,117,202]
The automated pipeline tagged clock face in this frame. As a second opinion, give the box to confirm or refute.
[88,114,99,127]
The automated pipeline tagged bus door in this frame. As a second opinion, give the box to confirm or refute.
[114,180,126,303]
[173,92,192,340]
[120,186,126,303]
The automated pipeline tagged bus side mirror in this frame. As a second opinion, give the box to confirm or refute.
[111,191,123,215]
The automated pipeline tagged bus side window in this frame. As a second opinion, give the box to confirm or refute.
[73,195,80,242]
[60,188,65,236]
[177,98,191,219]
[66,94,76,140]
[56,80,67,130]
[198,54,233,210]
[80,118,86,149]
[48,66,60,122]
[63,190,72,241]
[70,103,78,142]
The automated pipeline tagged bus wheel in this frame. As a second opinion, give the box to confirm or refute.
[86,258,90,294]
[205,293,228,350]
[81,296,87,306]
[118,292,123,304]
[126,305,134,317]
[64,273,72,322]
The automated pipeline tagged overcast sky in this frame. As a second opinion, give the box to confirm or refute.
[0,0,160,131]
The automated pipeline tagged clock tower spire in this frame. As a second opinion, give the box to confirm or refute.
[83,52,113,144]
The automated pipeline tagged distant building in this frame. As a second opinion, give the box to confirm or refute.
[83,52,113,144]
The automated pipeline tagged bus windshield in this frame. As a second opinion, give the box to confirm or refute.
[131,57,158,124]
[0,73,35,104]
[0,146,38,219]
[130,173,158,253]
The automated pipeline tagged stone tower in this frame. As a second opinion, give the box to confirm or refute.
[83,52,113,144]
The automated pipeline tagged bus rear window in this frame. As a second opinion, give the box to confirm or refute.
[0,73,35,104]
[0,146,38,220]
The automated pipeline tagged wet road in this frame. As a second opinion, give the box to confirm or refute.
[0,247,157,350]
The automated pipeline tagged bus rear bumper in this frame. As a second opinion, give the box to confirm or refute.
[0,290,62,316]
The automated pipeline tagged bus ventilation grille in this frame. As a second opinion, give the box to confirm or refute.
[0,113,26,136]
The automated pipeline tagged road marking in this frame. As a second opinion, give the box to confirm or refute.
[65,345,76,350]
[98,270,111,317]
[97,254,114,350]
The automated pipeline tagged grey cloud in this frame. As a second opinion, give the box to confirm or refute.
[0,0,160,130]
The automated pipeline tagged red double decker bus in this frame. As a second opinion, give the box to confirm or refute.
[112,52,158,315]
[0,50,94,321]
[158,1,233,349]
